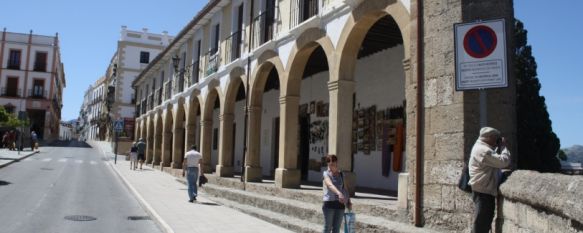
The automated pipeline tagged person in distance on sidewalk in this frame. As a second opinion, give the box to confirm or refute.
[182,145,203,202]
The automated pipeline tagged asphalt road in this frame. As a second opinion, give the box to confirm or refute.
[0,140,162,233]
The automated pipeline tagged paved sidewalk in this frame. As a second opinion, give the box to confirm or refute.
[0,148,38,168]
[90,140,292,233]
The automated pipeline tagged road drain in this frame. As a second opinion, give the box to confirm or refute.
[64,215,97,221]
[127,216,151,220]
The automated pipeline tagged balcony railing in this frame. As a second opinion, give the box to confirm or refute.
[253,8,277,48]
[290,0,319,29]
[148,93,154,110]
[33,63,47,72]
[0,88,22,97]
[164,81,172,100]
[141,99,147,115]
[225,30,244,63]
[189,60,201,86]
[27,89,48,99]
[155,88,162,105]
[176,71,185,93]
[7,63,20,70]
[204,49,220,76]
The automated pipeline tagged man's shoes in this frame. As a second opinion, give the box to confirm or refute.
[193,196,197,201]
[188,199,194,203]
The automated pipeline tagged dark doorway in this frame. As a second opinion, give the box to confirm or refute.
[232,122,236,168]
[298,114,310,180]
[28,109,46,140]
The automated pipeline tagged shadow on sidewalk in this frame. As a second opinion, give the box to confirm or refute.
[0,180,12,186]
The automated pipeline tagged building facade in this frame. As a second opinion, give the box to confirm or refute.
[78,76,107,140]
[103,27,173,141]
[132,0,515,230]
[0,29,65,141]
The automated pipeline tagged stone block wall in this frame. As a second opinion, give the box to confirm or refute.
[499,170,583,233]
[405,0,515,231]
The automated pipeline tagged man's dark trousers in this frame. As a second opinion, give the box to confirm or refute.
[472,192,495,233]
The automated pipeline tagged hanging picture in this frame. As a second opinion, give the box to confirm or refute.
[322,103,330,117]
[309,101,316,114]
[299,104,308,115]
[369,106,376,150]
[316,101,324,117]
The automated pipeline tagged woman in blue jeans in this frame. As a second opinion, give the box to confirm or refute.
[322,154,352,233]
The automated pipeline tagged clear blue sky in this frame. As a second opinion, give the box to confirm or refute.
[1,1,580,148]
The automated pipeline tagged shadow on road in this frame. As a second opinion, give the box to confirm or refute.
[45,140,93,148]
[0,180,12,186]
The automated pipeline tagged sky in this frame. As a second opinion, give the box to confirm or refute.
[1,1,580,148]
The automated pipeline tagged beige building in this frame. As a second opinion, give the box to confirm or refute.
[103,27,173,140]
[0,29,65,141]
[132,0,515,230]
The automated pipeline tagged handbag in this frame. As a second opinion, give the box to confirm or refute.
[344,210,356,233]
[458,162,472,193]
[198,174,208,187]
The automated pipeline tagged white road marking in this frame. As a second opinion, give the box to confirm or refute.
[58,158,67,162]
[75,160,83,164]
[42,158,52,162]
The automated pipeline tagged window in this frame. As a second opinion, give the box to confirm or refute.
[34,52,48,72]
[8,50,21,69]
[140,51,150,64]
[32,79,45,98]
[211,24,220,54]
[4,77,18,97]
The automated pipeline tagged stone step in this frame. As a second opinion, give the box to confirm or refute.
[206,174,408,223]
[197,181,441,233]
[205,194,322,233]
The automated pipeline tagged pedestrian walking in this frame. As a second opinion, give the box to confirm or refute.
[31,131,38,151]
[468,127,511,233]
[322,154,352,233]
[182,145,202,202]
[8,130,16,150]
[135,138,146,170]
[129,144,138,170]
[2,132,8,149]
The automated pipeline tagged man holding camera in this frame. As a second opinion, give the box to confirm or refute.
[468,127,511,233]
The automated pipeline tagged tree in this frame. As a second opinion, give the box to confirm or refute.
[558,149,567,161]
[514,19,561,172]
[0,106,27,128]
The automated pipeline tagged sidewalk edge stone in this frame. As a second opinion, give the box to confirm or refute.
[0,151,39,169]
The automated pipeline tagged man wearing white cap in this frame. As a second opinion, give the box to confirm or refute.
[468,127,511,233]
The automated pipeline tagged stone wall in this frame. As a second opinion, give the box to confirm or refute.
[499,170,583,232]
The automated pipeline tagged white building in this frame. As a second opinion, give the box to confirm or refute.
[59,121,75,140]
[0,29,65,141]
[79,76,107,140]
[104,27,173,140]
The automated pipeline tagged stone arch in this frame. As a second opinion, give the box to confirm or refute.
[153,109,164,166]
[202,84,222,122]
[172,98,187,168]
[161,104,174,167]
[284,27,336,97]
[250,52,285,108]
[186,92,202,150]
[146,114,155,164]
[335,0,411,82]
[223,73,247,116]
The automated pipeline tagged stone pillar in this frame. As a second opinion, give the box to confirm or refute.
[216,113,234,177]
[245,105,263,182]
[171,125,185,169]
[185,122,196,152]
[153,118,162,167]
[161,118,172,168]
[146,118,153,164]
[199,120,213,173]
[327,79,356,195]
[275,95,301,188]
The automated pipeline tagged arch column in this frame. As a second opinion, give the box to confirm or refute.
[275,95,301,188]
[161,116,172,168]
[328,79,356,195]
[244,105,262,182]
[171,122,185,169]
[200,120,213,173]
[216,113,234,177]
[146,116,154,164]
[185,121,197,152]
[153,116,163,167]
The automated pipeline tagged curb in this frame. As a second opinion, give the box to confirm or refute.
[0,151,39,169]
[94,142,174,233]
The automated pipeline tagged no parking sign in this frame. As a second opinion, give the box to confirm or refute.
[454,19,507,91]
